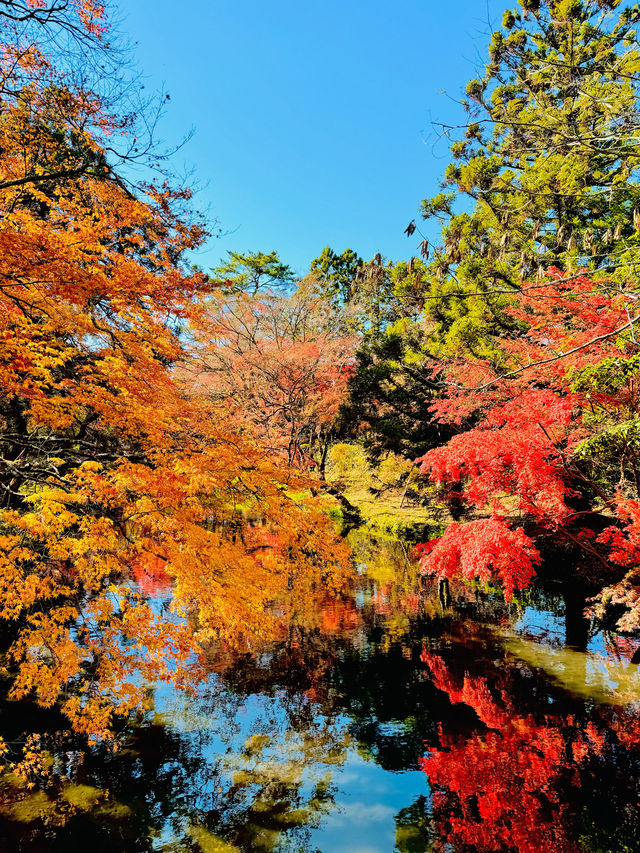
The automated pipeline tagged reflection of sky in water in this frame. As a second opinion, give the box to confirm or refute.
[144,583,640,850]
[9,538,640,851]
[308,752,427,853]
[514,600,640,661]
[507,606,640,704]
[506,634,640,702]
[153,676,429,851]
[514,606,565,646]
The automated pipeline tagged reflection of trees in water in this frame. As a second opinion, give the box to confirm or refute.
[4,532,640,851]
[176,545,640,852]
[207,535,510,845]
[0,676,351,852]
[394,795,437,853]
[0,712,210,851]
[418,626,640,853]
[0,592,362,851]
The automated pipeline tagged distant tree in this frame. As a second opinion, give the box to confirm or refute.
[311,248,408,335]
[333,255,459,462]
[189,281,357,472]
[212,250,295,295]
[342,322,456,462]
[310,246,363,305]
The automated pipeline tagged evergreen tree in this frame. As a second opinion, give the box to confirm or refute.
[212,250,294,295]
[342,324,456,461]
[417,0,640,357]
[338,258,457,461]
[310,246,363,305]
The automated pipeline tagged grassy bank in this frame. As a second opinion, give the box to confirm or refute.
[324,443,446,540]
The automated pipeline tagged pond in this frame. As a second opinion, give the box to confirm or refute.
[2,529,640,852]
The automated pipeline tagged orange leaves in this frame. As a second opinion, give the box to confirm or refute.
[0,0,353,752]
[187,285,356,469]
[22,1,106,32]
[10,606,84,708]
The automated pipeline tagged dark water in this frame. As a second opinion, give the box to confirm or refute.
[2,530,640,852]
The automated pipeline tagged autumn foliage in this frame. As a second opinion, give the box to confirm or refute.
[416,270,640,619]
[420,642,640,853]
[0,0,352,763]
[186,283,356,470]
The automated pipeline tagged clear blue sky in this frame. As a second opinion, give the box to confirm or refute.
[118,0,501,277]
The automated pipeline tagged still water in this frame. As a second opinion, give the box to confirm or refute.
[2,530,640,852]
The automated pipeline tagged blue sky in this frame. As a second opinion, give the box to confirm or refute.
[119,0,502,277]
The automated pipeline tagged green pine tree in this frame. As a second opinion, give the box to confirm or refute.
[418,0,640,357]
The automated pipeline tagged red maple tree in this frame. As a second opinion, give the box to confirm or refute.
[416,271,640,621]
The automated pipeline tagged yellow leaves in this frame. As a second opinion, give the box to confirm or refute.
[79,460,103,473]
[0,428,352,705]
[186,825,241,853]
[2,582,196,741]
[10,622,86,709]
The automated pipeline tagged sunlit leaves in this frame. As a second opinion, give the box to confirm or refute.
[416,270,640,618]
[0,0,353,763]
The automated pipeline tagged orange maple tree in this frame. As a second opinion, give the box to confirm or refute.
[0,0,351,767]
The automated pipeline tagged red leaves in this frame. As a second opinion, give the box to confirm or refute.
[598,498,640,567]
[419,389,574,523]
[188,287,357,469]
[418,517,540,600]
[415,270,640,603]
[419,649,606,853]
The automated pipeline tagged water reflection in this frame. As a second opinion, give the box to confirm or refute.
[2,530,640,851]
[419,625,640,852]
